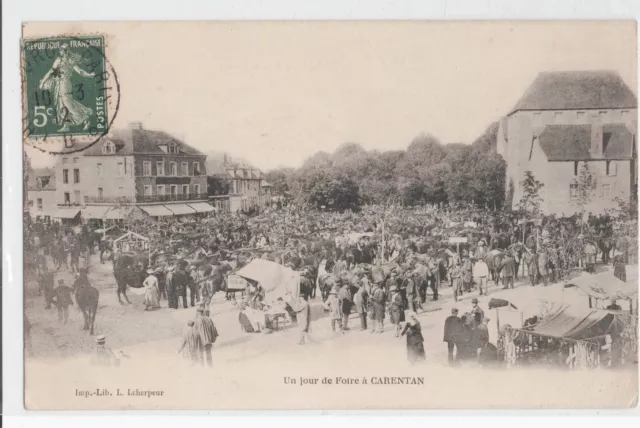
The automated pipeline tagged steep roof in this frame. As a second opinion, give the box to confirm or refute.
[510,71,637,114]
[538,124,635,161]
[56,127,205,156]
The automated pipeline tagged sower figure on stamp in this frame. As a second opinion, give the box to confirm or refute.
[38,43,96,133]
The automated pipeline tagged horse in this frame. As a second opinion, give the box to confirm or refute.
[113,252,148,304]
[75,283,99,335]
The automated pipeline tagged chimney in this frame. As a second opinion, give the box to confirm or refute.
[128,121,143,130]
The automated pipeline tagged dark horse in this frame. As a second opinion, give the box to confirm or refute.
[75,284,99,335]
[113,253,148,304]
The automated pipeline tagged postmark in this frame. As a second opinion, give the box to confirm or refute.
[21,34,120,152]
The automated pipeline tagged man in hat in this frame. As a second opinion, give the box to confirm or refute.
[470,298,484,326]
[52,279,74,324]
[91,335,120,367]
[443,308,463,364]
[475,239,488,261]
[294,294,312,345]
[500,252,517,290]
[475,317,490,360]
[324,289,343,334]
[194,308,218,368]
[173,261,189,309]
[188,265,200,307]
[166,265,177,309]
[370,282,386,334]
[178,320,203,365]
[39,263,55,309]
[338,281,353,330]
[353,283,368,331]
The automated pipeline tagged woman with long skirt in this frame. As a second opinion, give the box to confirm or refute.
[400,311,426,364]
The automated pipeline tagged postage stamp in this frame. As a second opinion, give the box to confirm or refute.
[22,35,111,141]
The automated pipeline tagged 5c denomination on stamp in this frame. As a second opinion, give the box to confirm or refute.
[22,35,112,142]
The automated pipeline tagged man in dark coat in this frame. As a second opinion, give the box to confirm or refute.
[52,279,74,323]
[173,262,189,309]
[338,282,353,330]
[194,308,218,368]
[166,266,177,309]
[443,308,463,364]
[500,253,517,290]
[39,264,55,309]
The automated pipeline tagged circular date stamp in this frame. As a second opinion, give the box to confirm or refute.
[21,34,120,153]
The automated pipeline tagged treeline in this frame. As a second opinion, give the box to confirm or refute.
[265,122,506,211]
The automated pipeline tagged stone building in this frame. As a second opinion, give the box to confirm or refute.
[497,70,638,215]
[27,167,57,223]
[53,122,212,223]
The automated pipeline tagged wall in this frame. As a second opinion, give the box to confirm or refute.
[134,154,207,198]
[55,154,136,205]
[27,189,56,217]
[501,107,637,214]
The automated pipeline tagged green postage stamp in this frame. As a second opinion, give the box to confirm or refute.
[22,35,112,139]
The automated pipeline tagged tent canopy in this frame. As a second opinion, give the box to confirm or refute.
[527,305,619,341]
[235,259,299,304]
[568,271,638,301]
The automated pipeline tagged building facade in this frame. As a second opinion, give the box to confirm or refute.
[206,153,270,213]
[497,71,638,215]
[27,168,57,222]
[53,122,212,222]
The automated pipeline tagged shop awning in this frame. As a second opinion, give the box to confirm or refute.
[164,204,196,215]
[54,208,81,219]
[187,202,215,213]
[105,206,134,220]
[139,205,174,217]
[81,205,111,219]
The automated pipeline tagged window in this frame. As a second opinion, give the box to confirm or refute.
[168,143,178,154]
[554,112,562,122]
[182,185,189,196]
[574,161,579,176]
[64,192,70,204]
[601,184,612,198]
[98,188,103,200]
[37,198,43,210]
[157,185,165,196]
[73,168,80,184]
[156,161,165,176]
[170,185,178,197]
[181,162,188,176]
[62,158,69,165]
[576,111,585,121]
[117,162,124,176]
[97,163,102,176]
[606,161,617,176]
[102,141,115,154]
[533,112,542,125]
[170,162,177,176]
[143,161,152,176]
[193,162,200,175]
[62,169,69,184]
[73,157,79,164]
[569,183,579,198]
[74,191,81,204]
[144,185,152,196]
[194,184,200,195]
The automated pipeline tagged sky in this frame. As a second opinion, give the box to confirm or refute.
[24,21,637,171]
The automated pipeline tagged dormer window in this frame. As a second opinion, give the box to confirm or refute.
[167,143,178,154]
[102,141,115,154]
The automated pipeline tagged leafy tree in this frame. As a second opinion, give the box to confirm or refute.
[264,168,294,197]
[571,163,597,214]
[517,170,544,217]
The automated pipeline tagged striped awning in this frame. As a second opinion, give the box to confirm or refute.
[139,205,174,217]
[81,205,111,219]
[187,202,215,213]
[164,204,196,215]
[54,208,81,219]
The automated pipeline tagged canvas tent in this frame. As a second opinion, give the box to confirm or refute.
[528,305,624,341]
[568,272,638,302]
[235,259,300,304]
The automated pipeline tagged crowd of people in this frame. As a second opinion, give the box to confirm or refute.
[23,201,637,365]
